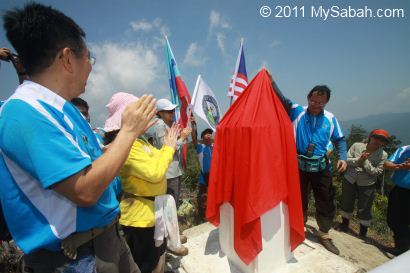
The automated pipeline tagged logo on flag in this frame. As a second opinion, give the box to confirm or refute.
[202,95,220,127]
[191,75,220,130]
[228,39,248,103]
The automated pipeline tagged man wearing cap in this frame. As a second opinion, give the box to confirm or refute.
[337,129,390,238]
[147,98,191,208]
[384,145,410,255]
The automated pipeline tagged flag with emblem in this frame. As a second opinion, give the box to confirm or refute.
[191,75,221,131]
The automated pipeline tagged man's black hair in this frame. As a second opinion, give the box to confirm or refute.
[201,128,213,139]
[71,97,89,111]
[3,2,86,76]
[307,85,331,102]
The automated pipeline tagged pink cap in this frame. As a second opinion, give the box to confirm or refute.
[104,92,138,132]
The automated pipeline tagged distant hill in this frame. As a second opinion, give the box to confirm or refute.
[340,112,410,145]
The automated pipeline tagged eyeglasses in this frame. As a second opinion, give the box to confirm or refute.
[87,51,96,65]
[308,100,326,106]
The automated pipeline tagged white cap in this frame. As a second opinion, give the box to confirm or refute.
[156,98,177,111]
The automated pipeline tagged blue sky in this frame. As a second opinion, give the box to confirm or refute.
[0,0,409,128]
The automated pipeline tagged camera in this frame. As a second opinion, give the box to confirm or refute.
[306,143,315,157]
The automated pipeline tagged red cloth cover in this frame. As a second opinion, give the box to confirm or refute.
[206,69,305,265]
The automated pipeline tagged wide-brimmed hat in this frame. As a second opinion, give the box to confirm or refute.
[156,98,177,111]
[104,92,138,132]
[369,129,390,142]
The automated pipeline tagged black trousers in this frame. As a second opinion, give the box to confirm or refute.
[299,168,335,233]
[387,186,410,251]
[122,226,165,273]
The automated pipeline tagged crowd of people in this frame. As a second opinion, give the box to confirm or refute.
[0,2,409,273]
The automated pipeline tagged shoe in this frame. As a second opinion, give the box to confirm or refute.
[359,224,368,239]
[318,237,340,255]
[384,246,408,256]
[168,245,189,256]
[335,217,349,233]
[180,234,187,244]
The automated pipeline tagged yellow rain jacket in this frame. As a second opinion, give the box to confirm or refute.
[119,139,174,227]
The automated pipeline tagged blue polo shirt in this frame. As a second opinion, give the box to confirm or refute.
[196,143,213,185]
[388,145,410,189]
[289,104,347,160]
[0,81,119,254]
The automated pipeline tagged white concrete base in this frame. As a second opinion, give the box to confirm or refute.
[218,202,292,273]
[181,222,361,273]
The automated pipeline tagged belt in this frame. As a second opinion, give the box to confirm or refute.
[123,192,155,201]
[61,215,119,260]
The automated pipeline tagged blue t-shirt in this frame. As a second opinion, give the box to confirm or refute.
[289,104,347,160]
[388,145,410,189]
[196,143,213,185]
[0,81,119,253]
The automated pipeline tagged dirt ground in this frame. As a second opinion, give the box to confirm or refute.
[305,217,395,272]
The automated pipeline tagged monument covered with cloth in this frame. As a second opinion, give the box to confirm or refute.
[206,69,305,272]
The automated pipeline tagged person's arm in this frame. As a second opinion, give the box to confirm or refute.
[0,48,27,84]
[52,95,157,206]
[346,143,359,167]
[384,159,410,171]
[333,136,348,172]
[175,127,192,151]
[362,154,386,176]
[266,71,293,114]
[122,123,179,182]
[190,116,198,146]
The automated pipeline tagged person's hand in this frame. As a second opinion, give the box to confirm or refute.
[337,160,348,173]
[0,48,11,61]
[189,115,196,124]
[121,95,157,138]
[398,158,410,171]
[180,127,192,140]
[357,152,370,165]
[164,123,180,149]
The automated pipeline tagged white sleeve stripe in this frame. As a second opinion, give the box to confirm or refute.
[2,153,76,239]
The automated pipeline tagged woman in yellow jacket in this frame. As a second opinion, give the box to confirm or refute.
[103,92,187,273]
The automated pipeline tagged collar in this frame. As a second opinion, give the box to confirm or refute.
[13,80,67,112]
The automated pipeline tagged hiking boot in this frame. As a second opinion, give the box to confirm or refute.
[335,217,349,233]
[318,237,340,255]
[359,224,368,239]
[180,234,187,244]
[168,245,189,256]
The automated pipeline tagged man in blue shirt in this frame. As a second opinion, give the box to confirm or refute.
[191,119,213,220]
[0,3,156,272]
[271,79,347,255]
[384,145,410,255]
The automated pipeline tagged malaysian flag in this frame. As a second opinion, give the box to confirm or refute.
[228,39,248,104]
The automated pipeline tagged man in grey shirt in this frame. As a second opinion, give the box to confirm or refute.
[337,129,389,238]
[147,98,191,208]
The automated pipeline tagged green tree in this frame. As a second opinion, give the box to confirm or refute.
[346,125,367,147]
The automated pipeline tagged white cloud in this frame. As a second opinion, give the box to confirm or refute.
[130,20,153,32]
[130,18,170,36]
[183,42,206,67]
[216,33,226,54]
[209,10,230,34]
[83,42,167,127]
[398,87,410,101]
[208,11,231,55]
